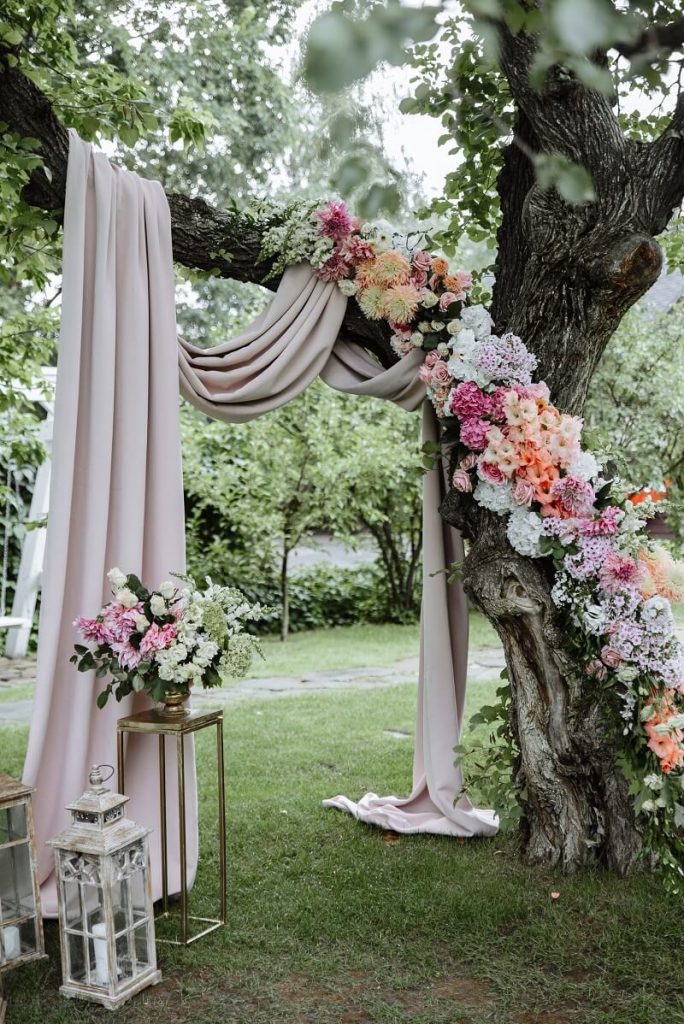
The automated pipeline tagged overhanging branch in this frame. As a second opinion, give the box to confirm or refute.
[0,56,396,367]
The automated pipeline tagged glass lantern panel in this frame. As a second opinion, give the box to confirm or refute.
[0,803,27,844]
[83,884,105,933]
[129,869,147,925]
[115,931,135,983]
[17,918,37,957]
[66,931,86,985]
[0,842,35,922]
[87,931,110,988]
[62,879,82,930]
[133,924,150,969]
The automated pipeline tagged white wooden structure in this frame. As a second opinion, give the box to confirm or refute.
[1,368,55,658]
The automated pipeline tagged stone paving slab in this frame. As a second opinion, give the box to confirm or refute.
[0,644,509,726]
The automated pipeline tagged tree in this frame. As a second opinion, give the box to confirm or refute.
[182,384,423,638]
[3,0,684,873]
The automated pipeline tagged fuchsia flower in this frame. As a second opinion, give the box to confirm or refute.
[139,622,177,658]
[452,469,473,492]
[460,417,492,452]
[450,381,493,420]
[315,200,353,240]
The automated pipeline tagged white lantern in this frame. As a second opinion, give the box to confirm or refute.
[0,773,45,1023]
[47,765,161,1010]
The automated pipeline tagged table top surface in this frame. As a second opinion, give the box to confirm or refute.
[116,707,223,734]
[0,772,33,803]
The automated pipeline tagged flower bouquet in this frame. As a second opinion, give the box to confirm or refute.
[72,568,266,713]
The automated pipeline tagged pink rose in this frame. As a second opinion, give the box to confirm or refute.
[601,646,622,669]
[439,291,459,312]
[431,360,452,386]
[587,659,608,681]
[478,459,506,485]
[460,452,478,471]
[512,478,535,507]
[455,270,473,292]
[412,250,432,272]
[452,469,473,493]
[429,274,440,291]
[410,269,428,289]
[418,363,433,383]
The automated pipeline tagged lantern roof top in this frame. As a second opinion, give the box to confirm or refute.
[47,766,150,855]
[0,772,33,804]
[64,765,128,818]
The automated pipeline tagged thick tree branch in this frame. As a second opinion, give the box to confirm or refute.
[643,93,684,234]
[0,56,396,366]
[615,19,684,59]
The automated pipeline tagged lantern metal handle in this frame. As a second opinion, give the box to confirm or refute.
[89,764,115,788]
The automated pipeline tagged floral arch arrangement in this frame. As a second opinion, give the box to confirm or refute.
[262,198,684,885]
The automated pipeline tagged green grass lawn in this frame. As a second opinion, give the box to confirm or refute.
[250,611,498,678]
[1,678,680,1024]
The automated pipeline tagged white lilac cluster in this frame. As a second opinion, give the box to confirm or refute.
[259,199,335,276]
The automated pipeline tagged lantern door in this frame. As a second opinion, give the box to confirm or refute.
[0,797,42,969]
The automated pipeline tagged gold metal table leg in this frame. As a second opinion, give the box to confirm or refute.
[217,717,226,924]
[158,734,168,915]
[116,730,125,795]
[177,733,188,945]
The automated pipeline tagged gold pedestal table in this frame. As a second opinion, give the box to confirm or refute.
[116,707,226,946]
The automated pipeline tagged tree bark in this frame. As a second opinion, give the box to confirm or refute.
[442,26,684,874]
[0,56,397,369]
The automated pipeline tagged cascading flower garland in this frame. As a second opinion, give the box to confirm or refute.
[262,197,684,880]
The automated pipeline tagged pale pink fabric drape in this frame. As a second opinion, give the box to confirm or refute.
[178,272,497,839]
[23,132,198,914]
[26,135,496,917]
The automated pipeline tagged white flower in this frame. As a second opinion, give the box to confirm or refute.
[446,320,460,336]
[459,304,493,341]
[158,580,177,599]
[133,613,150,632]
[150,594,167,616]
[338,279,358,297]
[473,480,516,516]
[421,290,439,309]
[437,342,449,356]
[644,773,664,791]
[418,321,432,333]
[641,799,655,813]
[410,332,423,347]
[506,509,545,558]
[431,320,445,331]
[583,604,607,635]
[116,588,138,609]
[567,451,600,482]
[616,666,638,684]
[107,567,127,590]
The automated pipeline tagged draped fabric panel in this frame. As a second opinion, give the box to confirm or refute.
[23,133,197,914]
[26,134,496,915]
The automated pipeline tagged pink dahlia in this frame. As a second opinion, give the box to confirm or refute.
[315,200,353,240]
[460,417,492,452]
[315,253,351,283]
[342,236,375,264]
[599,552,643,595]
[550,475,595,516]
[450,381,493,420]
[102,602,142,643]
[112,640,142,672]
[579,506,622,537]
[73,616,112,645]
[139,622,177,658]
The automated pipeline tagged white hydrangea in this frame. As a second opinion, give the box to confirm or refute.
[446,327,478,382]
[567,451,600,482]
[582,603,607,635]
[458,304,493,341]
[506,509,545,558]
[473,480,516,515]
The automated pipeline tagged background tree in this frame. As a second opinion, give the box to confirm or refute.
[3,0,684,873]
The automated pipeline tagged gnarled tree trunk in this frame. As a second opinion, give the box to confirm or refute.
[3,16,684,873]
